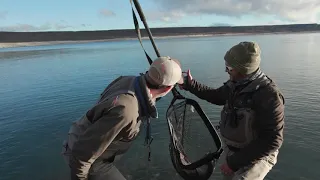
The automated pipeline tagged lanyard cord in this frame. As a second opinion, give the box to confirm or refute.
[134,77,153,161]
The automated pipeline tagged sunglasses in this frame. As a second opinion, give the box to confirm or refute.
[225,65,233,72]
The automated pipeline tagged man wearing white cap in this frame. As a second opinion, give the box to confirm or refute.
[61,56,183,180]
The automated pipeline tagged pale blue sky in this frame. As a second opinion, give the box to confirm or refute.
[0,0,319,32]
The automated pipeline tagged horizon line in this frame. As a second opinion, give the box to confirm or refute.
[0,23,318,33]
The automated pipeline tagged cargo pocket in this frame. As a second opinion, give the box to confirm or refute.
[220,108,256,148]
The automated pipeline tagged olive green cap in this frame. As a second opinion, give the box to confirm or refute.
[224,41,261,75]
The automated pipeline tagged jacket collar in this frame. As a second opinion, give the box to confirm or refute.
[226,68,271,94]
[135,75,158,118]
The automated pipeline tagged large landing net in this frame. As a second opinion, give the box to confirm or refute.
[166,98,222,180]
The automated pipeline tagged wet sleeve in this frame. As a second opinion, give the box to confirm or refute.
[226,89,285,171]
[69,104,135,180]
[184,79,229,105]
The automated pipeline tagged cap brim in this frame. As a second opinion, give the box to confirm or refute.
[171,58,184,85]
[177,75,184,85]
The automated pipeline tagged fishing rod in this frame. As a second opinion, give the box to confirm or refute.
[131,0,160,58]
[130,0,184,163]
[130,0,183,98]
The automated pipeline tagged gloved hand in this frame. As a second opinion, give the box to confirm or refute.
[178,69,193,90]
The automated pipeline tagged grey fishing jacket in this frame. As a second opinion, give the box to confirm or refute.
[62,75,157,180]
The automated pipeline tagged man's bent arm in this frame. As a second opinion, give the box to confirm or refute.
[185,79,229,105]
[70,102,137,180]
[227,88,285,171]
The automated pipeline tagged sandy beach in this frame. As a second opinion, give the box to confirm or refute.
[0,40,112,48]
[0,33,250,49]
[1,31,319,49]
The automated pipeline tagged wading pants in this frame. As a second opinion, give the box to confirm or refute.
[62,141,127,180]
[220,145,279,180]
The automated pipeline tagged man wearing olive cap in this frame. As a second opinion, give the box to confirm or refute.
[62,56,183,180]
[180,41,285,180]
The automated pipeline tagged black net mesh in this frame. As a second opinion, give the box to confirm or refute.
[166,98,222,180]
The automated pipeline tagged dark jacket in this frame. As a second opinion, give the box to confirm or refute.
[184,74,285,171]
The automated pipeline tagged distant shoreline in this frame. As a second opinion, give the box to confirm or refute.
[1,23,320,49]
[1,31,320,49]
[0,33,238,48]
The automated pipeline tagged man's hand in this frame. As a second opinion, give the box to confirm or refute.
[220,163,234,176]
[178,69,193,90]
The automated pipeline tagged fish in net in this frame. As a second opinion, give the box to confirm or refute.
[166,97,223,180]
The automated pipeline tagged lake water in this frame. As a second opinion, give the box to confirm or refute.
[1,33,320,180]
